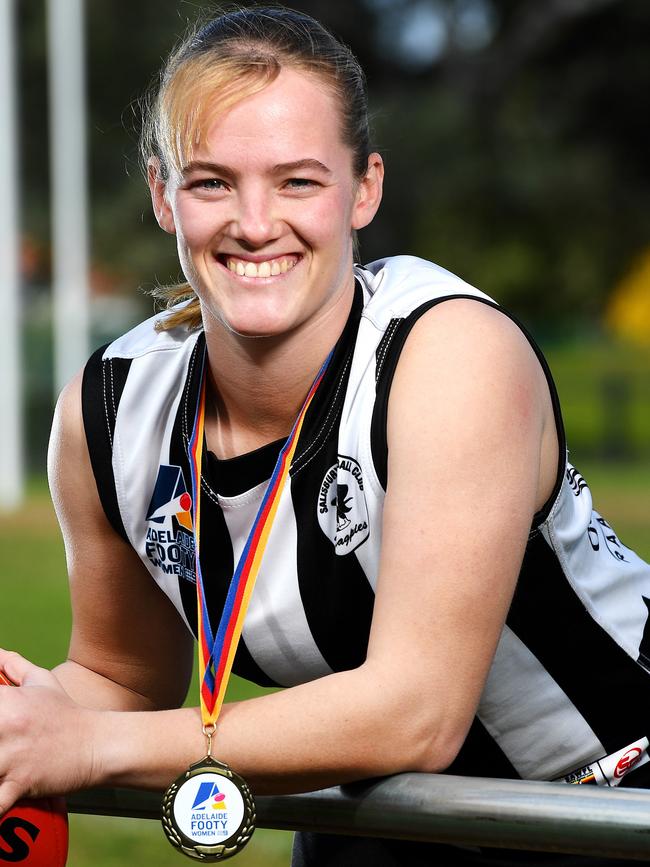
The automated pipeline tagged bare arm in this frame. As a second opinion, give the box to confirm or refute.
[47,370,195,711]
[0,301,558,806]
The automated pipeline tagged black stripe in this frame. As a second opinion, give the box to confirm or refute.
[292,435,376,673]
[81,345,130,542]
[207,439,283,497]
[507,534,650,754]
[638,596,650,670]
[292,281,363,474]
[446,717,520,780]
[370,296,567,529]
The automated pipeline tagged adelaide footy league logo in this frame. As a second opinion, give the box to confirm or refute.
[191,781,229,812]
[318,455,369,554]
[146,464,193,530]
[145,465,196,582]
[171,773,245,845]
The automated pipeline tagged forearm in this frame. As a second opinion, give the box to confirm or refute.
[94,662,462,795]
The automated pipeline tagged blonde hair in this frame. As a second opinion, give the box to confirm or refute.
[141,7,371,331]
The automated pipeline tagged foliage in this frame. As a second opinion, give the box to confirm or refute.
[17,0,650,326]
[543,338,650,463]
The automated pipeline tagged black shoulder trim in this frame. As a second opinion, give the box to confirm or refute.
[370,295,567,526]
[81,345,132,542]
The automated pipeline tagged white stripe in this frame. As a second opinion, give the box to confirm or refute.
[220,483,333,687]
[478,625,605,779]
[113,345,194,630]
[542,468,650,664]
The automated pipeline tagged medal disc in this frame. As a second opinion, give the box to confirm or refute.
[162,757,255,861]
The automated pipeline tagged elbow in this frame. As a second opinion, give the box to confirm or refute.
[395,713,468,775]
[409,726,467,775]
[363,679,470,776]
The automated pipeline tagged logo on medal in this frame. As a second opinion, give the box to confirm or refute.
[318,455,369,554]
[145,464,196,582]
[173,773,243,844]
[162,759,255,861]
[192,781,228,812]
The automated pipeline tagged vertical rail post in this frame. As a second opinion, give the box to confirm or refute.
[47,0,90,396]
[0,0,24,509]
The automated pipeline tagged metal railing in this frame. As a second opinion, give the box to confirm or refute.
[68,773,650,861]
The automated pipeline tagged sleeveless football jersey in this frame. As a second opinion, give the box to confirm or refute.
[82,255,650,785]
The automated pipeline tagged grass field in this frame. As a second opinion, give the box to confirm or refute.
[1,464,648,866]
[0,481,294,866]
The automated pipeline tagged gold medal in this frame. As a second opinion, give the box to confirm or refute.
[162,756,256,862]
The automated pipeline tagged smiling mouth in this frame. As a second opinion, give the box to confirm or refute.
[219,254,300,278]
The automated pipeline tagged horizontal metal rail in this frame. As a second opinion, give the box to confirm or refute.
[68,773,650,861]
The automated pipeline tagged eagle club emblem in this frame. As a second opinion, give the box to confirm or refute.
[317,455,370,554]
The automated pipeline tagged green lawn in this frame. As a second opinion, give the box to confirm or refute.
[1,467,648,866]
[0,483,293,866]
[544,339,650,464]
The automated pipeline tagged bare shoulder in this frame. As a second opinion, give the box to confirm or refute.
[48,369,98,526]
[400,298,542,381]
[385,297,558,513]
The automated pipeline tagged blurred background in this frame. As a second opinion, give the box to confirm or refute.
[1,0,649,865]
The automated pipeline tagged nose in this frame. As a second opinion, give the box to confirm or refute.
[230,183,281,249]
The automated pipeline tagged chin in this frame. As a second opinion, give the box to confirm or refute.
[222,313,295,340]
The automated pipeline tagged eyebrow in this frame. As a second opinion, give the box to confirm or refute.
[271,159,332,175]
[181,158,332,177]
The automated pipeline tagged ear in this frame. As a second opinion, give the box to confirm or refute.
[148,157,176,235]
[351,153,384,230]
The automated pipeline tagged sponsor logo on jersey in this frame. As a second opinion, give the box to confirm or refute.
[145,464,196,582]
[562,765,597,785]
[561,737,649,787]
[566,466,589,497]
[613,746,643,779]
[318,455,369,554]
[587,513,629,562]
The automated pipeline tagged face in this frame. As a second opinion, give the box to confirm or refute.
[150,67,383,340]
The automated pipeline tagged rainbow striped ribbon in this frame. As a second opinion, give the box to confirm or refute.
[187,347,332,728]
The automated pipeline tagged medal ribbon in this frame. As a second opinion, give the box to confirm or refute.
[188,347,332,730]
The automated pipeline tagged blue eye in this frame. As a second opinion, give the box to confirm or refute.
[191,178,228,191]
[285,178,317,189]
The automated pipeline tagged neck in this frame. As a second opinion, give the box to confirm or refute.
[203,287,354,459]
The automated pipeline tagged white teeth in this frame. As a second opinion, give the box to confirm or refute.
[225,256,297,277]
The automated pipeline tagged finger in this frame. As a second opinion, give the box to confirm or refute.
[0,779,23,819]
[0,650,48,688]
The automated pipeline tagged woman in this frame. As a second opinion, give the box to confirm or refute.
[1,7,649,865]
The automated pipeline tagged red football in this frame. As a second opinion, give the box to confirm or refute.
[0,671,69,865]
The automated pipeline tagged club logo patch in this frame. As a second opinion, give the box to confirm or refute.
[145,464,196,582]
[318,455,369,554]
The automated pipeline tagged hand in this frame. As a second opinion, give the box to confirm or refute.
[0,649,100,816]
